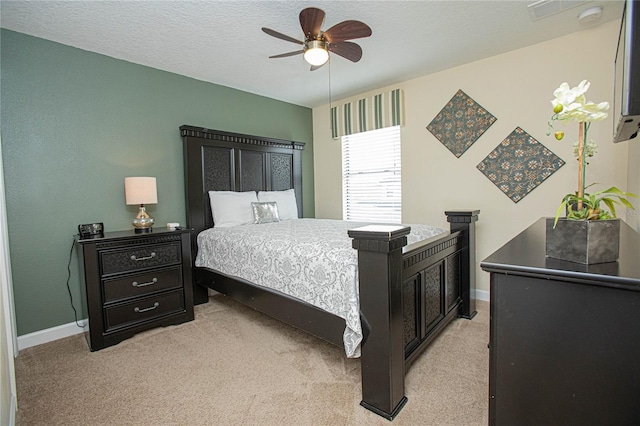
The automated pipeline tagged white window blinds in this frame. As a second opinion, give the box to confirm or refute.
[342,126,402,223]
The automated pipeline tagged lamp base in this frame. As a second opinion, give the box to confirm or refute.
[134,227,153,234]
[132,205,155,232]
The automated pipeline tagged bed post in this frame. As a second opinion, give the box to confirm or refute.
[445,210,480,319]
[348,224,411,420]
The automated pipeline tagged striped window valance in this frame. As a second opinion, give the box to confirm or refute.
[331,89,404,139]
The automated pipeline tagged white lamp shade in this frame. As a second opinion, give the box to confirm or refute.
[125,177,158,205]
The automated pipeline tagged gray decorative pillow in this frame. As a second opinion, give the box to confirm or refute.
[251,201,280,224]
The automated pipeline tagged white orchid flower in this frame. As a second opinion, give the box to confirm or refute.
[550,80,609,123]
[573,139,598,158]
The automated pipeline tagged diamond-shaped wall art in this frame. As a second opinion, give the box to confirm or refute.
[477,127,565,203]
[426,89,497,158]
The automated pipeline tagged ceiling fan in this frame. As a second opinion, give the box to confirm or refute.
[262,7,372,70]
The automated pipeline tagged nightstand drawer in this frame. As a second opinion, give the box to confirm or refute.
[104,290,185,332]
[102,267,182,303]
[100,242,181,276]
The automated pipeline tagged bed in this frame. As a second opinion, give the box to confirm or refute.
[181,125,479,420]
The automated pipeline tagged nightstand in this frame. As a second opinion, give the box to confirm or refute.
[77,227,194,351]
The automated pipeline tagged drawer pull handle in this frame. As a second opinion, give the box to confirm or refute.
[132,278,158,288]
[134,302,159,313]
[130,252,156,262]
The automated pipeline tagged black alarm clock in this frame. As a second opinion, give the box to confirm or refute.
[78,223,104,239]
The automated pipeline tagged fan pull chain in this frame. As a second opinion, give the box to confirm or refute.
[329,58,333,132]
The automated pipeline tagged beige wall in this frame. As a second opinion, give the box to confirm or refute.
[313,20,631,294]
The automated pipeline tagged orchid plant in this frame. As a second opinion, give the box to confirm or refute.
[547,80,637,227]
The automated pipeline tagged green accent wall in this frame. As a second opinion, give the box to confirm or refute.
[0,29,315,336]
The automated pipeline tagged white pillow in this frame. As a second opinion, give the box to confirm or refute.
[257,189,299,220]
[208,191,258,227]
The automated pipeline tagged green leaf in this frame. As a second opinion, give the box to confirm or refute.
[553,198,569,228]
[553,184,638,227]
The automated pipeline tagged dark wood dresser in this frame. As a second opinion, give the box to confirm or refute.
[77,227,194,351]
[481,218,640,426]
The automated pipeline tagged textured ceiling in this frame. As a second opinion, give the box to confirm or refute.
[0,0,625,108]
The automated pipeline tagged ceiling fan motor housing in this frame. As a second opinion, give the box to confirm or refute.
[305,39,328,51]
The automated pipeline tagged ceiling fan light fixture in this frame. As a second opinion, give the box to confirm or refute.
[263,8,371,69]
[304,40,329,66]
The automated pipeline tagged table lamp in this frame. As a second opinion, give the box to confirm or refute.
[124,177,157,233]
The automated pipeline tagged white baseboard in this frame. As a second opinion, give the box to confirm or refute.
[17,289,489,352]
[475,289,490,302]
[17,319,86,351]
[9,394,16,426]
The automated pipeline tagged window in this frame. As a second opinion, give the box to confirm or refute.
[342,126,401,223]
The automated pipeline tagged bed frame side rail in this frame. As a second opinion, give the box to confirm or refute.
[194,267,346,347]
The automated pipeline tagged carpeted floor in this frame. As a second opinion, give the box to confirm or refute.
[15,295,489,425]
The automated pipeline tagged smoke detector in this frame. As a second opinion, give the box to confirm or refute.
[578,6,603,24]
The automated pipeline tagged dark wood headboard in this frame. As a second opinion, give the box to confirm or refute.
[180,125,305,237]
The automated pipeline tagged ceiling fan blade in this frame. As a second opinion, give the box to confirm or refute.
[310,63,327,72]
[329,41,363,62]
[262,27,304,45]
[299,7,325,38]
[323,20,372,42]
[269,50,304,59]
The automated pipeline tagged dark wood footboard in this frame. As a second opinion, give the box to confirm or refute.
[349,210,479,419]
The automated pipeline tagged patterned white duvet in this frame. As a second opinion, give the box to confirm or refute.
[195,218,446,357]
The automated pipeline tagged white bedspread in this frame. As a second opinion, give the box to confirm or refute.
[195,218,446,357]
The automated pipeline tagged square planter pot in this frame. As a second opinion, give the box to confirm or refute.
[545,218,620,264]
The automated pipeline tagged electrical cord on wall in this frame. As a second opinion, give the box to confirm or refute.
[66,237,84,328]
